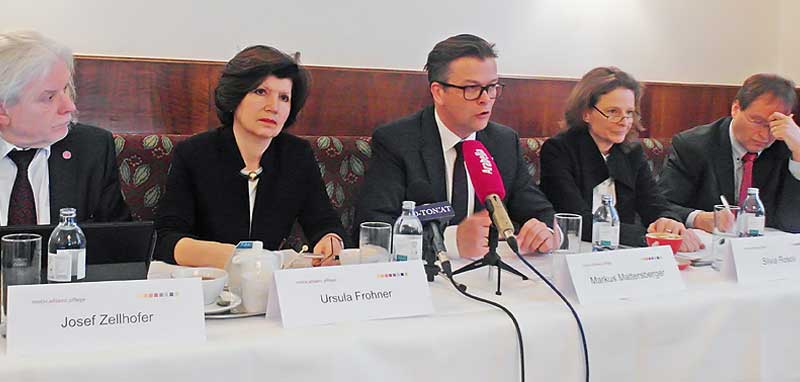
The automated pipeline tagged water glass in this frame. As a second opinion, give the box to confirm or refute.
[359,222,392,263]
[711,205,740,270]
[2,234,42,320]
[554,213,583,254]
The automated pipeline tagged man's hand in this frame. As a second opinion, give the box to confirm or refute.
[770,112,800,161]
[516,218,555,254]
[692,211,715,233]
[456,210,491,259]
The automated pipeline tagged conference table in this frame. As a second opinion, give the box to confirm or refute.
[1,245,800,382]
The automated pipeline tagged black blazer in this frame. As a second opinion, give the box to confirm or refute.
[154,127,346,264]
[355,106,554,239]
[539,126,680,247]
[658,117,800,233]
[48,123,131,223]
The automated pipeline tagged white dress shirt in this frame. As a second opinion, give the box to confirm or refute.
[434,110,476,216]
[435,110,486,255]
[0,135,52,226]
[591,154,617,212]
[686,121,800,227]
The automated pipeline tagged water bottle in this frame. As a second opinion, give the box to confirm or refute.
[392,201,423,261]
[592,194,620,251]
[47,208,87,283]
[738,187,765,237]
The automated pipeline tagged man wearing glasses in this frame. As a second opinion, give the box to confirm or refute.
[659,73,800,233]
[356,34,555,258]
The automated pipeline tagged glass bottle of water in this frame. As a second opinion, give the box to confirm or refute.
[47,208,87,283]
[738,187,765,237]
[392,201,423,261]
[592,194,620,251]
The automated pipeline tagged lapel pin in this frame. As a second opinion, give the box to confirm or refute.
[62,150,72,160]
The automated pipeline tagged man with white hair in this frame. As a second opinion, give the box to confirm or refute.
[0,31,130,226]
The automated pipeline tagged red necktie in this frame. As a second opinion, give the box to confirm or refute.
[738,152,757,205]
[7,149,38,225]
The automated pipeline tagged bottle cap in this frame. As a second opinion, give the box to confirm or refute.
[402,200,416,209]
[747,187,759,194]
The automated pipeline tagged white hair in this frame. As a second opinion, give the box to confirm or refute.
[0,30,75,108]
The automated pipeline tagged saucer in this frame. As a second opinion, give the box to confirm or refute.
[204,292,242,315]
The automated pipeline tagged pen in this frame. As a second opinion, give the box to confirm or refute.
[720,195,731,210]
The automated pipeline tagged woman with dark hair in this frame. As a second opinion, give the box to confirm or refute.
[155,46,346,267]
[540,67,702,250]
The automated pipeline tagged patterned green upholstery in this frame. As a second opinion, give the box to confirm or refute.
[113,133,673,241]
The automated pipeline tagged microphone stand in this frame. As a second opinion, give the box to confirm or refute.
[423,228,442,282]
[452,223,528,295]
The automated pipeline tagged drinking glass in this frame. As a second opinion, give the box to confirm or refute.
[554,213,583,254]
[2,234,42,321]
[711,205,740,271]
[359,222,392,263]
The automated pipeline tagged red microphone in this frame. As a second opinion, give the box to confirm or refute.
[462,140,516,243]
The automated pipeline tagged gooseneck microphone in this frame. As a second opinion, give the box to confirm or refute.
[459,141,589,382]
[461,140,519,253]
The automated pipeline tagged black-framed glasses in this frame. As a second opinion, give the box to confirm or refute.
[436,81,505,101]
[592,105,639,123]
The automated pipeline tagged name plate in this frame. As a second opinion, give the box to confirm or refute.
[267,260,433,328]
[554,246,685,304]
[6,278,206,356]
[727,234,800,283]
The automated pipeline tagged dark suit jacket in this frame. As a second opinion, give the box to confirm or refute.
[539,126,681,247]
[658,117,800,233]
[48,123,131,223]
[355,106,554,240]
[154,127,346,264]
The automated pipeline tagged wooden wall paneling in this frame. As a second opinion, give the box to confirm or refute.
[642,83,739,138]
[294,67,430,136]
[492,78,577,137]
[75,57,219,134]
[72,56,800,138]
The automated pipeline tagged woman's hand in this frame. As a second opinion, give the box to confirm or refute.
[647,217,704,252]
[312,234,344,266]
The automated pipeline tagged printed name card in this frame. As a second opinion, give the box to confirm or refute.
[6,278,206,356]
[554,246,685,304]
[267,260,433,328]
[725,234,800,283]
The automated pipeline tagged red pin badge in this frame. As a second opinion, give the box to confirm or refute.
[62,150,71,160]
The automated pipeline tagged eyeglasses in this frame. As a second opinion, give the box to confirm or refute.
[435,81,505,101]
[592,105,639,123]
[741,113,771,129]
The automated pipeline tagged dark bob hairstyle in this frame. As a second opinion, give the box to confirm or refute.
[214,45,310,129]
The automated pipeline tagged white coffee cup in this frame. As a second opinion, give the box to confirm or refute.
[338,248,360,265]
[241,271,271,313]
[171,267,228,305]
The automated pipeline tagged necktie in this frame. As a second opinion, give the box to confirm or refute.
[452,142,468,225]
[7,149,38,225]
[738,152,757,205]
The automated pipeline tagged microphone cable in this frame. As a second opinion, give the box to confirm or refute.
[506,237,590,382]
[438,258,526,382]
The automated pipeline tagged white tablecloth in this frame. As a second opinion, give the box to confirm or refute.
[2,252,800,382]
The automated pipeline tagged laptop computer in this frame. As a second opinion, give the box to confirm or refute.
[0,221,156,281]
